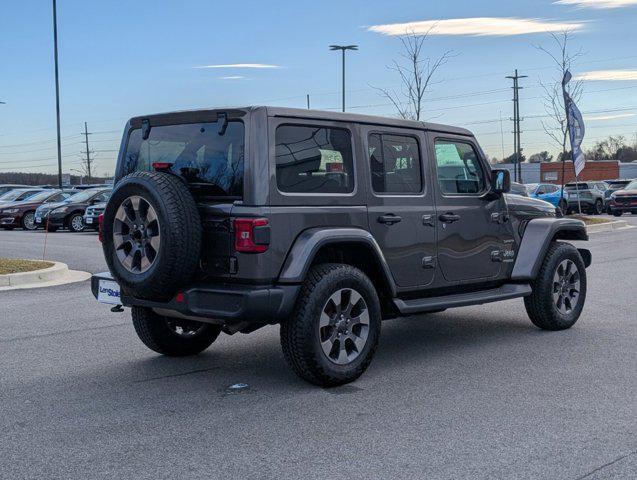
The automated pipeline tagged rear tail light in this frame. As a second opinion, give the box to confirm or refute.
[98,213,104,243]
[233,218,269,253]
[152,162,173,171]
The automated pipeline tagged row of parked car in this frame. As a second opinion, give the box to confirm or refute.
[509,179,637,216]
[0,184,111,232]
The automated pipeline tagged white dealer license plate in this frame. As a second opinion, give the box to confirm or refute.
[35,216,42,224]
[85,217,93,224]
[97,280,121,305]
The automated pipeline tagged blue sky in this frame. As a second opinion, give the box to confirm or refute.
[1,0,637,175]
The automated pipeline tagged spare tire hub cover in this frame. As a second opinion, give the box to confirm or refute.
[113,195,161,274]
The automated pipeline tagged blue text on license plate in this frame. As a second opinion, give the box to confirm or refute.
[97,280,121,305]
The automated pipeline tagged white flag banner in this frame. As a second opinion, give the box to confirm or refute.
[562,71,586,176]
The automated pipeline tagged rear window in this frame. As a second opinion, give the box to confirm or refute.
[275,124,354,194]
[124,121,245,198]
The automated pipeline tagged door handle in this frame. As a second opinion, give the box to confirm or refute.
[438,212,460,223]
[377,214,402,225]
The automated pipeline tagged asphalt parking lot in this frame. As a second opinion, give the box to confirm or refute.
[1,217,636,480]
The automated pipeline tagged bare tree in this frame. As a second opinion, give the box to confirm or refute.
[373,28,454,121]
[535,30,584,158]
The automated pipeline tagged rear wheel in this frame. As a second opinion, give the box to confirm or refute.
[612,210,623,217]
[280,263,381,387]
[68,213,85,232]
[524,242,586,331]
[21,211,37,230]
[131,306,221,356]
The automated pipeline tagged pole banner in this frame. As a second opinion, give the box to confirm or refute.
[562,70,586,176]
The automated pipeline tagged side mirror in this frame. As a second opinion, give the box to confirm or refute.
[491,169,510,194]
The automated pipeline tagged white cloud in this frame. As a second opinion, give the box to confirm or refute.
[366,17,585,37]
[193,63,280,69]
[575,69,637,81]
[554,0,637,9]
[585,112,636,120]
[218,76,246,80]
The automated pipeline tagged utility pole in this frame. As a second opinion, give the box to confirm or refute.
[306,94,310,110]
[82,122,93,182]
[506,69,527,183]
[499,110,505,161]
[329,45,358,112]
[52,0,63,188]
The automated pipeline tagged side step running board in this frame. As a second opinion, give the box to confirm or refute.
[393,283,532,315]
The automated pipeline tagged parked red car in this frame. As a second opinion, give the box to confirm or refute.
[609,180,637,216]
[0,189,74,230]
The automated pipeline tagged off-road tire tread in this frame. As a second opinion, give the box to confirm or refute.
[104,171,202,300]
[131,306,220,356]
[280,263,381,387]
[524,241,586,331]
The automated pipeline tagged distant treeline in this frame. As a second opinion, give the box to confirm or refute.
[0,172,110,186]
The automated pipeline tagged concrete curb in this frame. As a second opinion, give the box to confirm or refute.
[586,220,629,234]
[0,261,90,291]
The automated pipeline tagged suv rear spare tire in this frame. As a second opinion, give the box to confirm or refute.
[102,171,202,301]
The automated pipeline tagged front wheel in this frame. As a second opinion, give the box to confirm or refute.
[131,306,221,356]
[524,242,586,331]
[593,199,603,215]
[21,211,37,230]
[281,264,381,387]
[612,210,623,217]
[68,213,85,232]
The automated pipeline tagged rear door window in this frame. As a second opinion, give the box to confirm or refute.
[124,121,245,198]
[368,133,422,194]
[275,124,354,194]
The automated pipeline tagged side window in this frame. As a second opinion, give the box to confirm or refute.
[548,185,559,193]
[537,185,547,195]
[434,140,486,195]
[275,124,354,194]
[368,133,422,194]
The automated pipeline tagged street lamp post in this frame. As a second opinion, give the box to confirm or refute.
[329,45,358,112]
[52,0,63,188]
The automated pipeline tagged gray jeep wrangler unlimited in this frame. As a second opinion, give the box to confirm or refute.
[92,107,591,386]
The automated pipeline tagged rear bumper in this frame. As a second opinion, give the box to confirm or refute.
[91,272,300,327]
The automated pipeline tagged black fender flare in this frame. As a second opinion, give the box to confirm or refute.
[511,217,590,280]
[277,227,397,297]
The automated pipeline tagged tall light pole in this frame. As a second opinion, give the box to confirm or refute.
[52,0,63,188]
[329,45,358,112]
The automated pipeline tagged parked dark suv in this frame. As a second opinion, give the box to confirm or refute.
[92,107,591,386]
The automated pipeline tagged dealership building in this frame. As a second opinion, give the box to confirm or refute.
[497,160,637,184]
